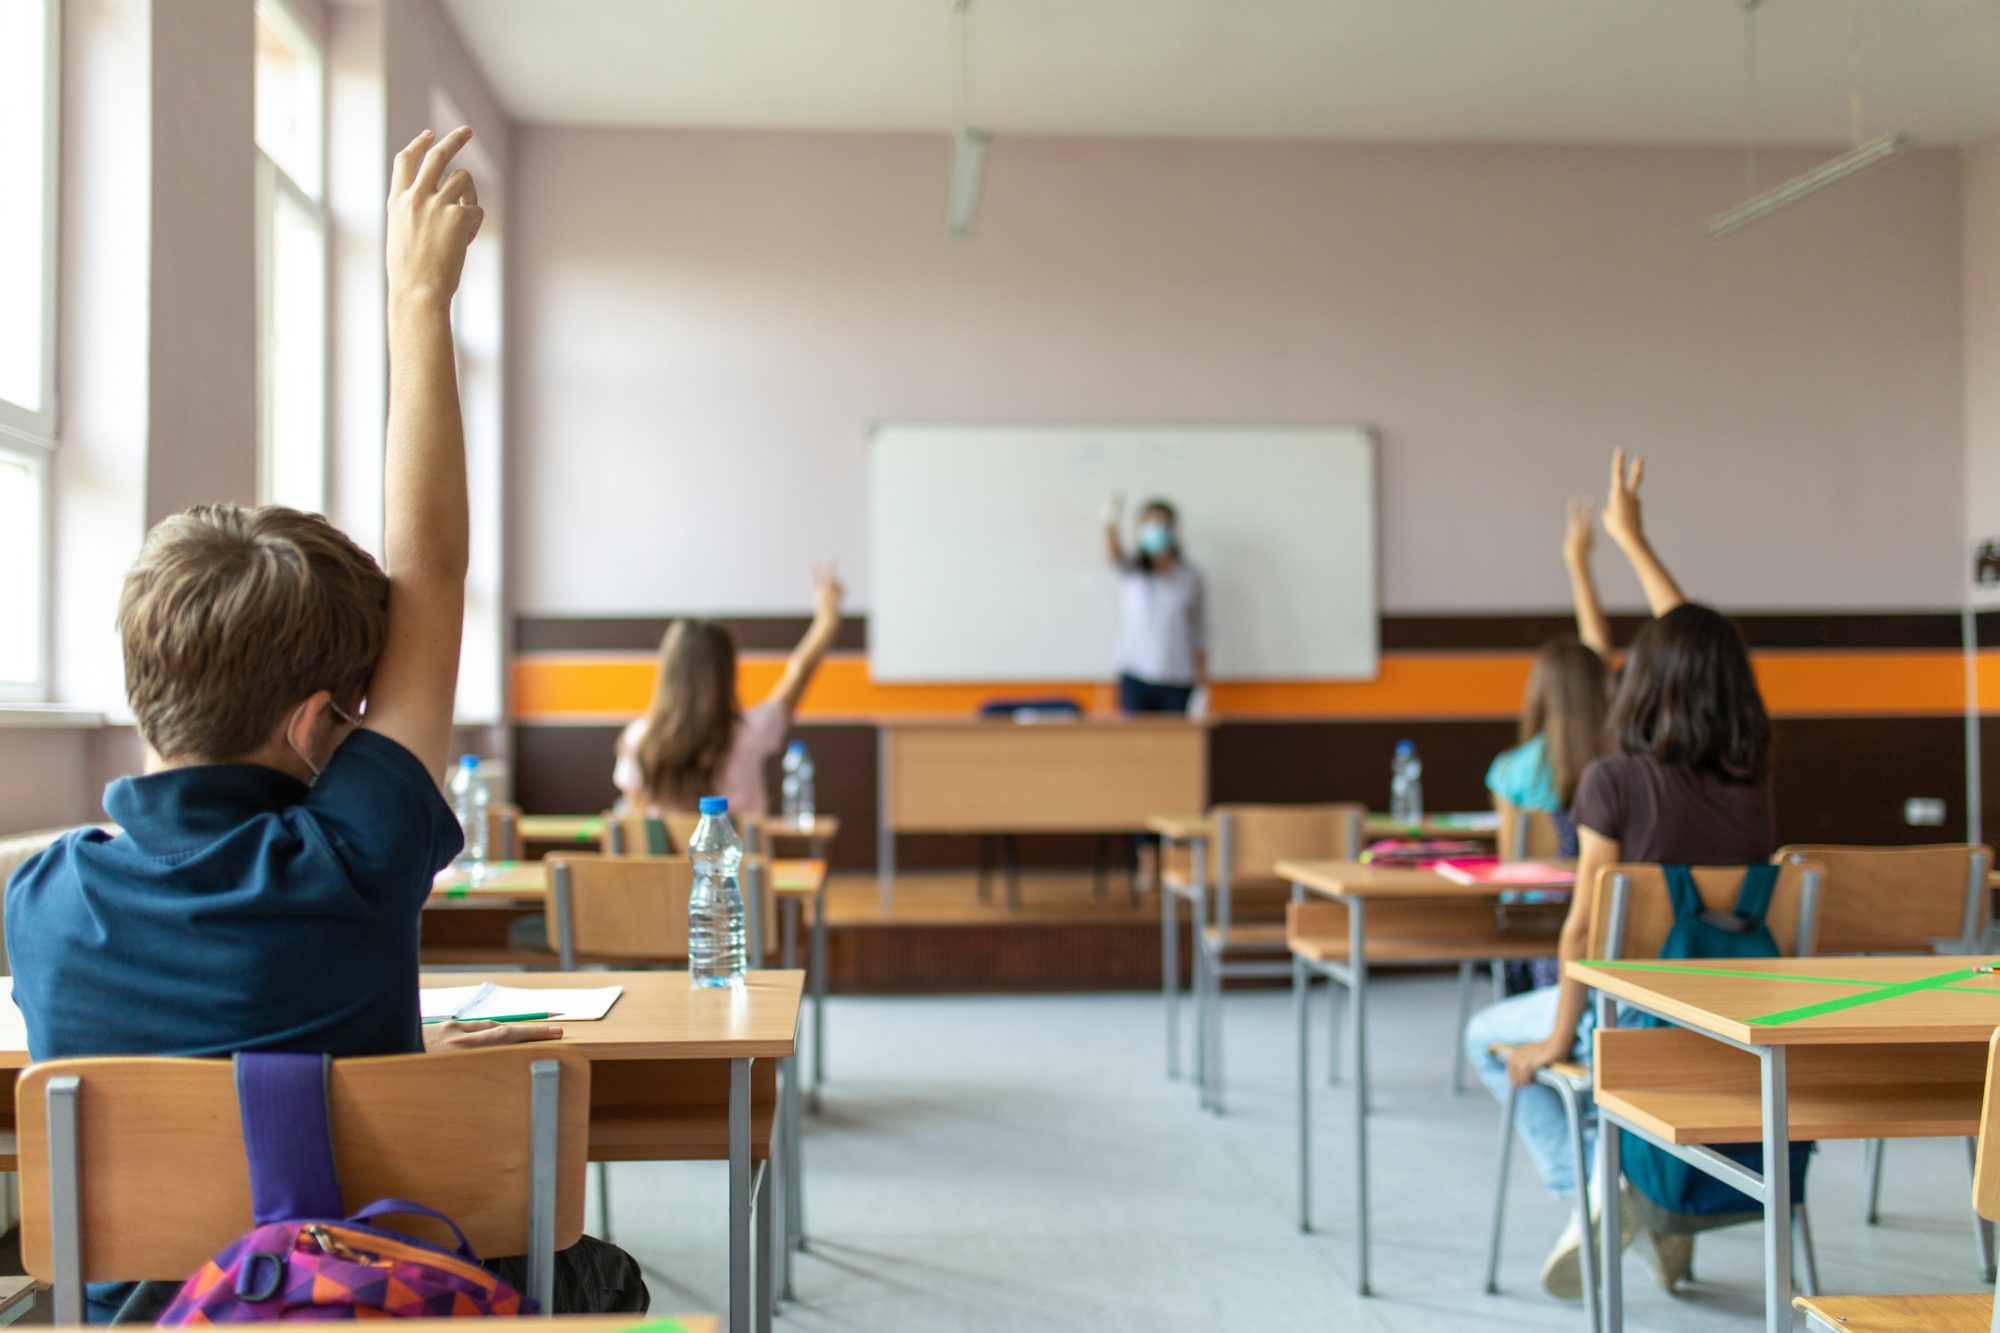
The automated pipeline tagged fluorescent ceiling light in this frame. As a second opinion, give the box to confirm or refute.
[945,127,989,240]
[1705,133,1911,238]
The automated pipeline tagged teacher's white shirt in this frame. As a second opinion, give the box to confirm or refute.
[1115,562,1207,686]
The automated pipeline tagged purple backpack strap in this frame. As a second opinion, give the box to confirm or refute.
[233,1052,344,1225]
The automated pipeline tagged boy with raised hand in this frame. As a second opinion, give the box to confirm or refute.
[7,128,645,1318]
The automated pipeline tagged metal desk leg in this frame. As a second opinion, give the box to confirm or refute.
[729,1058,752,1333]
[1294,952,1312,1233]
[1192,881,1210,1107]
[1163,879,1181,1080]
[1601,1105,1624,1333]
[781,898,799,969]
[755,1157,774,1333]
[783,1050,802,1295]
[1348,895,1371,1297]
[1762,1047,1793,1333]
[811,886,828,1112]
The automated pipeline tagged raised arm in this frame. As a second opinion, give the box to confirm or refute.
[1102,494,1127,568]
[1563,497,1612,660]
[362,128,484,779]
[1602,448,1685,619]
[767,562,845,716]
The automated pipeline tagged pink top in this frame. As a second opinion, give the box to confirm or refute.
[614,700,790,817]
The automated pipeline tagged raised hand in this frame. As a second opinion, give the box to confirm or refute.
[1601,447,1646,549]
[811,560,844,621]
[1102,494,1123,526]
[1563,497,1595,567]
[386,127,484,306]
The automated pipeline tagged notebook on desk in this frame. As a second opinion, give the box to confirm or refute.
[1436,859,1572,887]
[420,981,623,1024]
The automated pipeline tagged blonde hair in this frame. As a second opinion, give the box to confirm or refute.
[1520,637,1611,806]
[632,620,740,808]
[118,505,390,761]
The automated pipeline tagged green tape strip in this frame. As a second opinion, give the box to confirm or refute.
[1746,965,1985,1027]
[1586,960,1887,988]
[444,886,469,899]
[1937,985,2000,997]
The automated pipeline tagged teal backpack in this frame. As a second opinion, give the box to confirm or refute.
[1618,864,1813,1216]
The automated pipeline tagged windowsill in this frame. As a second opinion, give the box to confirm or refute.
[0,705,107,729]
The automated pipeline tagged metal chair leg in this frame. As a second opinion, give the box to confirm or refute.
[1863,1137,1885,1225]
[1208,948,1227,1115]
[1162,886,1180,1081]
[1556,1078,1601,1332]
[1794,1202,1820,1297]
[1971,1137,1997,1282]
[1326,979,1343,1087]
[1483,1086,1519,1294]
[596,1160,612,1240]
[1451,960,1476,1095]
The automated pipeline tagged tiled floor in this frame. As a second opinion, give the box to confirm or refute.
[605,976,1988,1332]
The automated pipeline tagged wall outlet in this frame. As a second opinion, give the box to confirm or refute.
[1904,797,1947,827]
[1977,541,2000,587]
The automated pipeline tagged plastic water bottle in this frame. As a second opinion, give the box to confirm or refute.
[1390,741,1424,826]
[449,755,491,881]
[688,796,747,988]
[781,741,817,827]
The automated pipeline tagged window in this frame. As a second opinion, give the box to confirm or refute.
[0,0,59,701]
[254,0,327,513]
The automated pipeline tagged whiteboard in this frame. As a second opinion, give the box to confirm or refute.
[868,424,1378,682]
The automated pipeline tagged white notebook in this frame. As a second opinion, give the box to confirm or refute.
[420,982,623,1024]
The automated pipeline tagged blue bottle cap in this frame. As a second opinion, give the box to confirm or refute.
[459,754,480,768]
[787,740,806,755]
[699,796,729,815]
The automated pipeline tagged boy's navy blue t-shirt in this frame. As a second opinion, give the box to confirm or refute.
[6,728,463,1063]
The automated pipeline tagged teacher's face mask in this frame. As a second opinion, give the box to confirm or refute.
[1137,522,1174,556]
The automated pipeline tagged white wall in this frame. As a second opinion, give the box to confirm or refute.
[510,130,1966,620]
[1967,132,2000,608]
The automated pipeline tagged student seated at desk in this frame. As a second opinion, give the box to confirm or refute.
[5,130,644,1322]
[614,563,843,815]
[1467,455,1765,1303]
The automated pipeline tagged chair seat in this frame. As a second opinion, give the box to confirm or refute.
[1793,1292,1990,1332]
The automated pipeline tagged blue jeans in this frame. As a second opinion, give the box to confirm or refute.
[1118,673,1193,715]
[1464,985,1600,1200]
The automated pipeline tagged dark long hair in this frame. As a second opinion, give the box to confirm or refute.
[1135,498,1180,574]
[1520,637,1611,805]
[1609,603,1771,784]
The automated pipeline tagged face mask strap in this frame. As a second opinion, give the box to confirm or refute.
[286,701,326,782]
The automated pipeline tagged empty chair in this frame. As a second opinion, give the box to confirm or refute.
[1189,802,1364,1113]
[599,808,701,857]
[1495,801,1564,863]
[16,1045,589,1324]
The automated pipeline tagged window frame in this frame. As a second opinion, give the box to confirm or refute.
[252,0,330,513]
[0,441,53,704]
[0,0,61,446]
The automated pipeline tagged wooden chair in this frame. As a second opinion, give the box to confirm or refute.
[488,802,525,863]
[1482,860,1826,1329]
[1188,803,1364,1114]
[599,809,701,857]
[1795,1027,2000,1332]
[1776,842,1996,1274]
[1494,800,1563,863]
[16,1046,590,1324]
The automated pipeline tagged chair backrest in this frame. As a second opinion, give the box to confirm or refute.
[1494,801,1562,863]
[488,802,524,863]
[16,1046,589,1319]
[1773,843,1991,955]
[1586,861,1825,962]
[549,854,776,968]
[599,809,700,857]
[1211,803,1365,937]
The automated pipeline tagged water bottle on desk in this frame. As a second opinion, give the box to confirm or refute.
[1390,741,1424,827]
[688,796,747,988]
[449,755,490,882]
[781,741,817,828]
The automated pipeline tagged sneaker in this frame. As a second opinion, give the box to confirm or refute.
[1539,1182,1640,1301]
[1639,1229,1694,1292]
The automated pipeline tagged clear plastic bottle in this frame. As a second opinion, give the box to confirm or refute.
[687,796,747,988]
[1390,741,1424,826]
[449,755,491,881]
[781,741,817,828]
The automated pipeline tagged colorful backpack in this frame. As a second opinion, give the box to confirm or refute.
[158,1051,530,1323]
[1618,865,1814,1217]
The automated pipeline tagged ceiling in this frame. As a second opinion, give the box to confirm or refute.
[441,0,2000,147]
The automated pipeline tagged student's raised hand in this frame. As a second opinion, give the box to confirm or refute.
[1102,494,1123,526]
[424,1019,564,1052]
[386,127,484,306]
[1601,447,1646,549]
[1563,497,1595,566]
[811,560,844,620]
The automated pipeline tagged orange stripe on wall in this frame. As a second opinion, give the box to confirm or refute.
[511,649,1971,723]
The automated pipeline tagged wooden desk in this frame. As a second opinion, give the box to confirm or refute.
[877,717,1207,912]
[0,974,798,1333]
[744,820,838,1116]
[1361,811,1503,841]
[1570,955,2000,1333]
[224,1321,717,1333]
[518,814,607,849]
[1279,858,1573,1298]
[432,860,549,906]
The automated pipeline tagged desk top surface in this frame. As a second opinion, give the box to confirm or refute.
[1568,955,2000,1047]
[430,856,816,904]
[0,972,802,1070]
[879,715,1211,732]
[1147,812,1502,841]
[1278,859,1573,898]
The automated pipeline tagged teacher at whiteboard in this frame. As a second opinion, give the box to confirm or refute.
[1103,495,1209,717]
